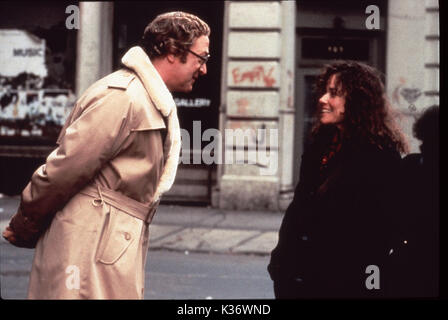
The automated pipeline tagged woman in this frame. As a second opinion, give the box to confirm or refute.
[268,61,407,299]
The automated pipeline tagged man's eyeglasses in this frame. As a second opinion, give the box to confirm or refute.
[187,49,210,66]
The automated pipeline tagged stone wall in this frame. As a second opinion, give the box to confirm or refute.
[386,0,439,153]
[218,1,295,211]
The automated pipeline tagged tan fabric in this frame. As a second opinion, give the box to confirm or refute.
[8,47,181,299]
[28,187,153,299]
[122,47,181,202]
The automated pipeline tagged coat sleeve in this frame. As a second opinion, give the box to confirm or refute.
[8,89,133,247]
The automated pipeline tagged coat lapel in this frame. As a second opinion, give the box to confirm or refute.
[121,46,181,202]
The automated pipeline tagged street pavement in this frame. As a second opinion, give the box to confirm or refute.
[0,194,284,256]
[0,194,282,300]
[149,203,283,255]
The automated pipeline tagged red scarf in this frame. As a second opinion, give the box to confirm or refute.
[320,133,342,171]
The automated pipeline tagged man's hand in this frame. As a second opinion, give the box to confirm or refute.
[2,226,18,245]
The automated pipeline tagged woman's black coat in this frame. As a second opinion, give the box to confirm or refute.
[268,131,402,298]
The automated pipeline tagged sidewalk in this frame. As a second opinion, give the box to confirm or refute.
[150,204,283,255]
[0,195,284,256]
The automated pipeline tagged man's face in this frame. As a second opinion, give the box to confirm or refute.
[171,35,209,93]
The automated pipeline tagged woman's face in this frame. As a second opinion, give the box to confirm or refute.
[318,74,346,127]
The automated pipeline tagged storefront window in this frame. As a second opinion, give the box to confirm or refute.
[0,2,77,145]
[0,1,78,195]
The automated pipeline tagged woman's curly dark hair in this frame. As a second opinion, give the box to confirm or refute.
[312,61,408,154]
[141,11,210,63]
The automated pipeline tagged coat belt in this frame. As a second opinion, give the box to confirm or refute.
[80,184,159,224]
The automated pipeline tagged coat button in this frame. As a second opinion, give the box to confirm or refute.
[124,232,131,241]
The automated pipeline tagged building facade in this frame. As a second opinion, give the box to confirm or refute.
[0,1,439,211]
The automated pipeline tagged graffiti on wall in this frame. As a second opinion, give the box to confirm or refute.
[231,65,276,87]
[236,98,250,115]
[400,88,422,113]
[391,77,422,114]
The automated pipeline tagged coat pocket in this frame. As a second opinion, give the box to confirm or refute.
[96,205,141,265]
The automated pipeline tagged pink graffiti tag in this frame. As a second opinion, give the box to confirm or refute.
[232,66,276,87]
[236,98,250,115]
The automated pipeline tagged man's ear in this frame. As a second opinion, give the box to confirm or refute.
[166,53,176,64]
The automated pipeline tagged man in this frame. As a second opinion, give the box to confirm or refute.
[2,11,210,299]
[389,105,439,297]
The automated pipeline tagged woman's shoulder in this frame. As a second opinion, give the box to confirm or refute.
[402,153,422,163]
[345,139,401,165]
[401,153,423,171]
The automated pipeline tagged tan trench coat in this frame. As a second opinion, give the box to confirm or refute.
[9,66,170,299]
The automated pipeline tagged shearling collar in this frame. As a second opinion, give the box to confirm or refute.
[121,46,174,117]
[121,46,181,202]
